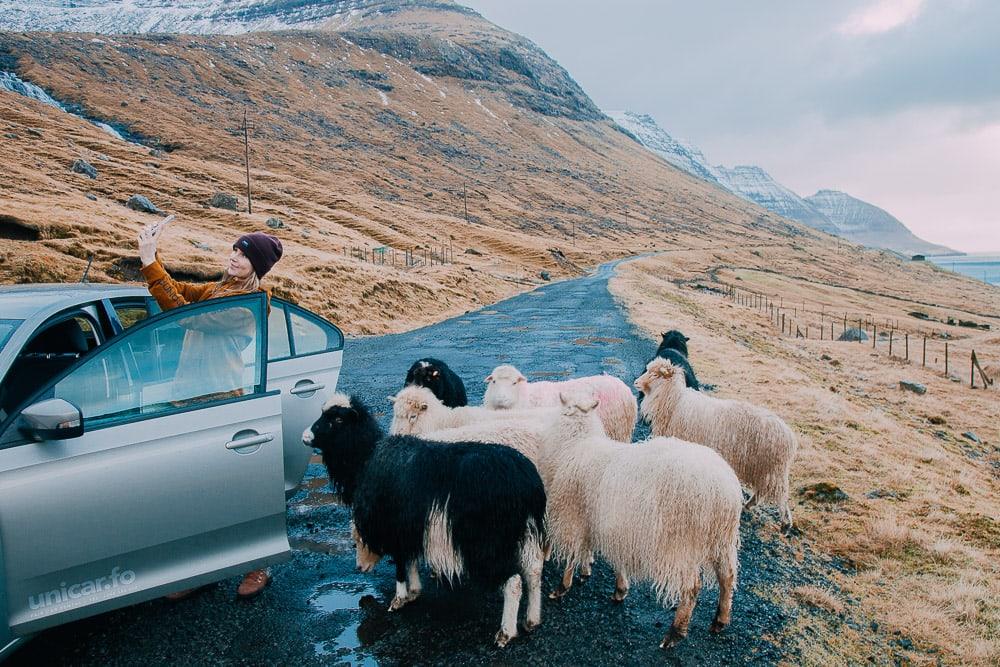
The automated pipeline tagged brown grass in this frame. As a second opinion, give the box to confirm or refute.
[611,250,1000,665]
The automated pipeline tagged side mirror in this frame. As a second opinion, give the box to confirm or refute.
[20,398,84,441]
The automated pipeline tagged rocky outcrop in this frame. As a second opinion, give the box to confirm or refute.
[712,165,836,234]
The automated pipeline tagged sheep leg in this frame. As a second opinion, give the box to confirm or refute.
[580,551,594,578]
[660,580,701,649]
[611,571,630,603]
[406,561,422,599]
[495,575,522,648]
[549,562,576,599]
[710,558,735,633]
[522,557,543,632]
[780,501,794,533]
[743,491,758,510]
[388,561,419,611]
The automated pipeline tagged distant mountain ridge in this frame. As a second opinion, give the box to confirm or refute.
[0,0,452,34]
[611,109,958,256]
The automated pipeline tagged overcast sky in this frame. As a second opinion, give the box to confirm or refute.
[461,0,999,253]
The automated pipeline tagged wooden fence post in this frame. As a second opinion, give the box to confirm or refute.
[923,336,926,367]
[905,334,909,361]
[889,330,893,356]
[858,319,862,343]
[873,324,877,348]
[781,313,785,334]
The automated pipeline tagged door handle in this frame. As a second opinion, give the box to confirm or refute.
[226,432,274,450]
[289,382,326,395]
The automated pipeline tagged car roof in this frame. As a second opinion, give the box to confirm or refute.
[0,283,149,319]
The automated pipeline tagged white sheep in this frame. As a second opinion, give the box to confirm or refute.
[390,385,553,436]
[635,357,798,528]
[483,364,638,441]
[538,392,743,648]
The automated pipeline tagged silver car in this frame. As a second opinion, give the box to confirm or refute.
[0,284,343,659]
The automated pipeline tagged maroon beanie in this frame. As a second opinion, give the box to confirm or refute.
[234,232,283,278]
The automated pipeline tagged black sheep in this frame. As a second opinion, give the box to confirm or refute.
[652,330,700,390]
[303,393,546,647]
[404,358,468,407]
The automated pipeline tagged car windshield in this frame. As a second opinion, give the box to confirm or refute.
[0,320,21,351]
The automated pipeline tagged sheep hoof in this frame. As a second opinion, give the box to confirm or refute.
[659,628,687,649]
[611,588,629,603]
[494,630,514,648]
[709,620,728,634]
[388,593,417,611]
[548,585,568,600]
[781,523,800,537]
[522,619,540,634]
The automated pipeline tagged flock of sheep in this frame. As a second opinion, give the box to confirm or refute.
[302,331,798,650]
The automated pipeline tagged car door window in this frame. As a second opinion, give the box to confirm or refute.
[112,302,150,330]
[287,305,344,356]
[267,302,291,361]
[49,294,267,429]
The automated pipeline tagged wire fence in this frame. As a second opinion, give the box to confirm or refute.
[724,284,995,389]
[343,244,454,268]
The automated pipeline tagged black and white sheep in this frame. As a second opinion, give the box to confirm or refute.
[303,393,546,647]
[404,357,468,407]
[651,330,700,390]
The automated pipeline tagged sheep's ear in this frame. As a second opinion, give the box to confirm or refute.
[485,374,493,383]
[387,394,397,403]
[587,397,600,412]
[559,392,569,406]
[683,335,690,342]
[660,332,667,337]
[348,408,359,419]
[419,402,429,412]
[516,375,526,384]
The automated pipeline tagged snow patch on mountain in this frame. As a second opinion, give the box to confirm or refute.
[712,165,837,233]
[0,0,378,35]
[609,110,721,186]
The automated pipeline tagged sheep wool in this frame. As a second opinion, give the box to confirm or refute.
[537,392,743,649]
[390,385,554,436]
[483,364,638,441]
[636,357,798,528]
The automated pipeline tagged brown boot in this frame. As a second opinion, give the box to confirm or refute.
[236,569,270,599]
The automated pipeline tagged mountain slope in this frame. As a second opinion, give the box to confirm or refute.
[806,190,956,256]
[712,164,837,234]
[1,4,812,333]
[608,110,722,185]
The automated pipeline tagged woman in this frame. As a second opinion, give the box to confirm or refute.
[137,219,283,600]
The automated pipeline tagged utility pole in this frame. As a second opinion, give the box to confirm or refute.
[463,181,469,223]
[241,107,254,214]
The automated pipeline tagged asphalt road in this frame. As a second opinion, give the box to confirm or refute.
[11,257,843,666]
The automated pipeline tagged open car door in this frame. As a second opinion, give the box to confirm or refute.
[0,292,288,637]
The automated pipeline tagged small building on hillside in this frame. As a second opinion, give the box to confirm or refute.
[911,254,926,261]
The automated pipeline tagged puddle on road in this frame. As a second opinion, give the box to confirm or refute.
[310,581,379,666]
[572,336,625,346]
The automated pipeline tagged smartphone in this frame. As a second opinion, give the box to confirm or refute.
[148,214,174,236]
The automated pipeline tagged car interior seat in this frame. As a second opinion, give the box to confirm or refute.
[0,318,91,415]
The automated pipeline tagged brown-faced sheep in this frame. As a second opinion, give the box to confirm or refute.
[635,358,798,528]
[483,364,638,441]
[537,392,743,648]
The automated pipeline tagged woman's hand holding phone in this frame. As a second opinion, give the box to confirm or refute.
[138,214,173,267]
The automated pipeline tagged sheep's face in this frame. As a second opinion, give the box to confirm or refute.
[389,387,436,434]
[483,365,527,409]
[352,522,382,572]
[408,360,445,394]
[303,393,358,453]
[659,330,690,356]
[634,359,678,395]
[558,390,600,417]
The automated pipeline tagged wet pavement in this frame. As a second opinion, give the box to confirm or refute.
[11,258,841,666]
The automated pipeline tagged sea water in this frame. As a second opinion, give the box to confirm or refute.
[929,254,1000,286]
